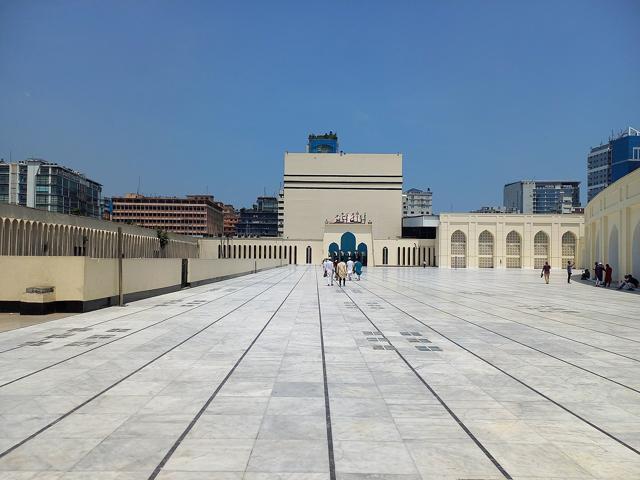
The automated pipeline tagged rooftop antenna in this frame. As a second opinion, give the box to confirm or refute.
[137,176,141,195]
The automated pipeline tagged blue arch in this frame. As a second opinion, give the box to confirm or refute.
[328,242,339,254]
[357,242,367,254]
[340,232,356,255]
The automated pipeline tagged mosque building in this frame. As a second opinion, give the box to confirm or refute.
[201,135,585,269]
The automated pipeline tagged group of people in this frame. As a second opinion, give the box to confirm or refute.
[580,262,638,290]
[322,257,362,286]
[592,262,613,287]
[543,260,640,291]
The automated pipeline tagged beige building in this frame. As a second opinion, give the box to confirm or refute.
[199,149,587,269]
[437,213,584,269]
[584,167,640,281]
[283,152,403,240]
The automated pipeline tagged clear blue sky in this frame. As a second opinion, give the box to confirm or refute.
[1,0,638,211]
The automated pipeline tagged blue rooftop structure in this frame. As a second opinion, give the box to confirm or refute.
[308,132,339,153]
[611,127,640,183]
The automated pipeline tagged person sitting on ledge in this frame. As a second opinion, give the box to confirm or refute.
[617,274,639,291]
[581,269,591,281]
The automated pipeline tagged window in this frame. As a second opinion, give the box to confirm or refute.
[450,230,466,268]
[533,231,549,269]
[506,231,521,268]
[561,231,576,264]
[478,230,494,268]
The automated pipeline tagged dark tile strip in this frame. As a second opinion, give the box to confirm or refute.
[356,282,640,457]
[314,267,337,480]
[147,268,307,480]
[0,269,284,387]
[0,270,296,461]
[366,276,640,391]
[340,288,513,480]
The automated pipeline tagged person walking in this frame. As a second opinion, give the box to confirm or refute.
[541,261,551,284]
[567,260,573,284]
[336,260,347,287]
[595,262,604,287]
[354,259,363,280]
[346,258,354,281]
[323,258,334,286]
[604,264,613,288]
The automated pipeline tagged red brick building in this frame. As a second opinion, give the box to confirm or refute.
[111,194,223,237]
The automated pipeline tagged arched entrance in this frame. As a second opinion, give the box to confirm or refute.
[608,227,618,275]
[340,232,356,261]
[328,242,339,261]
[633,222,640,276]
[356,242,368,266]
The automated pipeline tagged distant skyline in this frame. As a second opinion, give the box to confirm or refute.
[1,0,638,212]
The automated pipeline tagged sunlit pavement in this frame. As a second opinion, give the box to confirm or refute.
[0,266,639,479]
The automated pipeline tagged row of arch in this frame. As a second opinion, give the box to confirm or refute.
[449,229,577,268]
[379,246,436,266]
[218,243,304,264]
[592,223,640,278]
[0,217,199,258]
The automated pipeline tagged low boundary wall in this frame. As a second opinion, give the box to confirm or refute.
[0,257,283,313]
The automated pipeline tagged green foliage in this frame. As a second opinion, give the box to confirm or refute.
[157,229,169,249]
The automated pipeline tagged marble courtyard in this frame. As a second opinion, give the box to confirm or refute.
[0,267,639,479]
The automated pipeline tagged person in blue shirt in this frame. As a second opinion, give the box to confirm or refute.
[354,260,363,280]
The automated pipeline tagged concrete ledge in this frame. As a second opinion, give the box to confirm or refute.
[0,265,287,314]
[189,263,283,288]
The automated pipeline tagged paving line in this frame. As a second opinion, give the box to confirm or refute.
[337,286,513,480]
[365,277,640,390]
[314,267,337,480]
[0,268,285,388]
[373,277,640,362]
[389,271,640,332]
[369,272,640,353]
[354,282,640,457]
[147,268,308,480]
[0,268,282,355]
[0,269,298,461]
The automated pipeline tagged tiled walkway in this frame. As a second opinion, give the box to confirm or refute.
[0,266,639,479]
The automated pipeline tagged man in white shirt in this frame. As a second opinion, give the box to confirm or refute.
[346,258,354,281]
[323,258,334,286]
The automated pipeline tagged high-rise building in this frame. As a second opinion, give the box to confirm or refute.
[587,143,612,202]
[0,158,102,218]
[307,132,339,153]
[611,127,640,184]
[587,127,640,202]
[402,188,432,216]
[111,194,223,236]
[504,181,580,214]
[237,196,279,237]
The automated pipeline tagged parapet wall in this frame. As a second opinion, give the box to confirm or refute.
[0,257,283,313]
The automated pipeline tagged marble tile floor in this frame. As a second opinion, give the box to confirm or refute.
[0,266,639,479]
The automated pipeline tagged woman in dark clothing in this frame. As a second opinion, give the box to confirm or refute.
[604,264,613,288]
